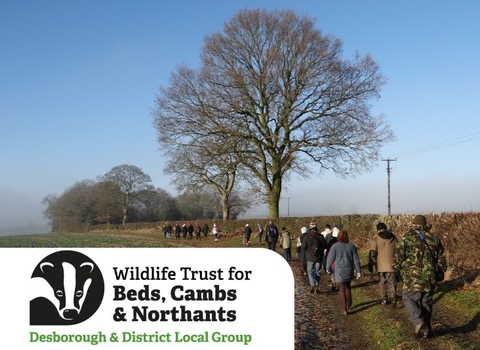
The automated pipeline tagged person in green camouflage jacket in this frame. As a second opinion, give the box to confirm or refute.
[393,214,446,339]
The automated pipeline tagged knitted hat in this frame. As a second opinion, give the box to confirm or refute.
[412,215,426,226]
[301,227,307,234]
[309,221,316,228]
[376,222,387,231]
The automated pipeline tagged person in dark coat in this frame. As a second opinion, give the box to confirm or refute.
[301,222,327,294]
[181,224,188,239]
[296,226,308,276]
[244,224,253,246]
[187,223,194,239]
[195,223,202,240]
[265,221,279,251]
[174,224,181,239]
[165,223,172,239]
[202,223,210,239]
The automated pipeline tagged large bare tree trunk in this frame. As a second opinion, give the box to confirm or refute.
[221,193,230,221]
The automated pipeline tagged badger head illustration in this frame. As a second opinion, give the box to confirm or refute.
[30,250,104,325]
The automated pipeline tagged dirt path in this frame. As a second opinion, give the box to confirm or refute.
[292,261,372,349]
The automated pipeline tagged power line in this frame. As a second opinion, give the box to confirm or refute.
[283,131,480,203]
[387,131,480,159]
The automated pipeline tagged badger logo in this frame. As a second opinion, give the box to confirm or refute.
[30,250,104,325]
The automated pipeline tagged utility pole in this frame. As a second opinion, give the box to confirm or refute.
[381,158,397,215]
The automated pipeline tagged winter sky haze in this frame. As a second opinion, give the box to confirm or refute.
[1,0,480,234]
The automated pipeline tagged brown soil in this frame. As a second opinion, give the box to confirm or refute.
[293,261,372,350]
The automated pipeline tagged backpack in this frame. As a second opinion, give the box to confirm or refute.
[267,226,277,242]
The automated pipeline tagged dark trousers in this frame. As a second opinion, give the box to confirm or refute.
[378,272,398,300]
[337,281,352,313]
[267,241,276,251]
[402,290,434,327]
[283,248,291,262]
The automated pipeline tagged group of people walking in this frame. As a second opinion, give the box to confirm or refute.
[367,214,446,339]
[295,214,446,339]
[243,221,294,262]
[296,220,361,316]
[163,214,446,339]
[162,222,211,240]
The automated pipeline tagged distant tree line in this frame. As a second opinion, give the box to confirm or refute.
[42,164,250,232]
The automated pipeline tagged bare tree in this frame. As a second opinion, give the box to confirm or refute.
[164,134,250,220]
[153,9,394,218]
[100,164,154,227]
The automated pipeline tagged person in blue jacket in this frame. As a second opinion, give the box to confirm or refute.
[326,230,361,315]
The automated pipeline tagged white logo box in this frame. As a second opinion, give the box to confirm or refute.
[0,248,294,349]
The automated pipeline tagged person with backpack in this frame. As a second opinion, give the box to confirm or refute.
[393,215,446,339]
[301,222,327,294]
[265,221,279,251]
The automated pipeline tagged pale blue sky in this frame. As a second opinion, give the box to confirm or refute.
[1,0,479,233]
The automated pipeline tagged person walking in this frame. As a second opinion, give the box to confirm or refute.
[265,221,279,251]
[202,223,210,239]
[256,223,264,245]
[279,226,293,262]
[181,224,188,239]
[244,223,253,246]
[296,226,308,276]
[326,230,361,315]
[368,222,399,305]
[325,229,339,291]
[187,223,194,240]
[162,224,167,238]
[212,223,219,242]
[321,224,333,271]
[301,222,327,294]
[165,222,172,239]
[174,224,181,240]
[296,226,307,257]
[393,215,446,339]
[195,223,202,240]
[320,224,333,239]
